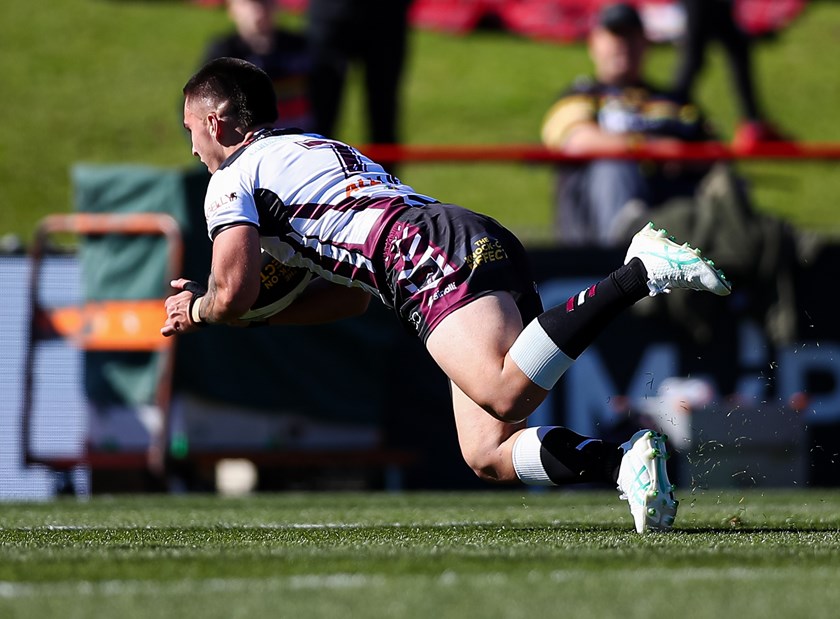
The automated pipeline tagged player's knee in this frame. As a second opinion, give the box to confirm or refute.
[465,458,505,483]
[478,394,531,424]
[494,406,529,424]
[469,379,543,424]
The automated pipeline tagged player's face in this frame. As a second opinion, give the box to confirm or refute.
[183,97,224,174]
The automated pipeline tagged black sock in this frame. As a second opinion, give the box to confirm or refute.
[538,427,623,485]
[537,258,649,359]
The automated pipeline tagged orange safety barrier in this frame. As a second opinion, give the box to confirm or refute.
[27,213,182,353]
[23,212,184,474]
[35,301,169,352]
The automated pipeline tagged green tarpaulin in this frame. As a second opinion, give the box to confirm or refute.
[72,163,399,424]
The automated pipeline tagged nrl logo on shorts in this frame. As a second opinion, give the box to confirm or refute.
[408,311,422,332]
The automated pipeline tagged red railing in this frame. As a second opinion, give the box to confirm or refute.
[361,141,840,165]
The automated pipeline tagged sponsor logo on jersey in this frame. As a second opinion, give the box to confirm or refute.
[345,177,385,197]
[428,281,457,307]
[207,192,238,214]
[465,236,508,269]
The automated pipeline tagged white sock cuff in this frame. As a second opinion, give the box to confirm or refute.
[512,427,555,486]
[508,319,573,390]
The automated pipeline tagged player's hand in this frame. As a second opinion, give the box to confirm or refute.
[161,278,204,337]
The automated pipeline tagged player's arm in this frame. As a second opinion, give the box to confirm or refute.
[199,224,262,321]
[265,277,371,325]
[162,224,262,336]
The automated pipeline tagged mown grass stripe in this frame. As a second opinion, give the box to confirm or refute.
[2,565,839,599]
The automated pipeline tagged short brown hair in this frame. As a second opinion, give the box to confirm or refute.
[183,57,278,129]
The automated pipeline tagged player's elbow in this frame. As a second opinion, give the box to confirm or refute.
[214,279,261,320]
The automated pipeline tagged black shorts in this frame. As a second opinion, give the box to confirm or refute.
[380,203,543,343]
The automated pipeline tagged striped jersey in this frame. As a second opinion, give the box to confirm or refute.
[203,129,438,303]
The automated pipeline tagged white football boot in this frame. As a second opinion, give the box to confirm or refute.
[617,429,679,534]
[625,222,732,296]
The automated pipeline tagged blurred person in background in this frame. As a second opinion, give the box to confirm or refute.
[541,2,715,246]
[306,0,411,163]
[203,0,315,131]
[671,0,787,150]
[540,3,798,347]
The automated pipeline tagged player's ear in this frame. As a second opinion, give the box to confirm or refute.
[207,113,222,140]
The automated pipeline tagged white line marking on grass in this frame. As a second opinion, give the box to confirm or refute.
[541,566,839,583]
[1,567,837,599]
[9,522,499,532]
[0,574,387,598]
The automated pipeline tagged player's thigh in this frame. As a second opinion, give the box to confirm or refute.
[427,291,548,421]
[425,291,522,389]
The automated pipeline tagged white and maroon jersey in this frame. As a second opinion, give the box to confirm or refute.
[203,129,438,301]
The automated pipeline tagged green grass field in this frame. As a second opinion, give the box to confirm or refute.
[3,1,840,244]
[3,490,840,618]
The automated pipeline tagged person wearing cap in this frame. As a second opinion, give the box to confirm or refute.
[541,2,715,246]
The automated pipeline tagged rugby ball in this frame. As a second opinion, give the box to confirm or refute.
[240,250,311,321]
